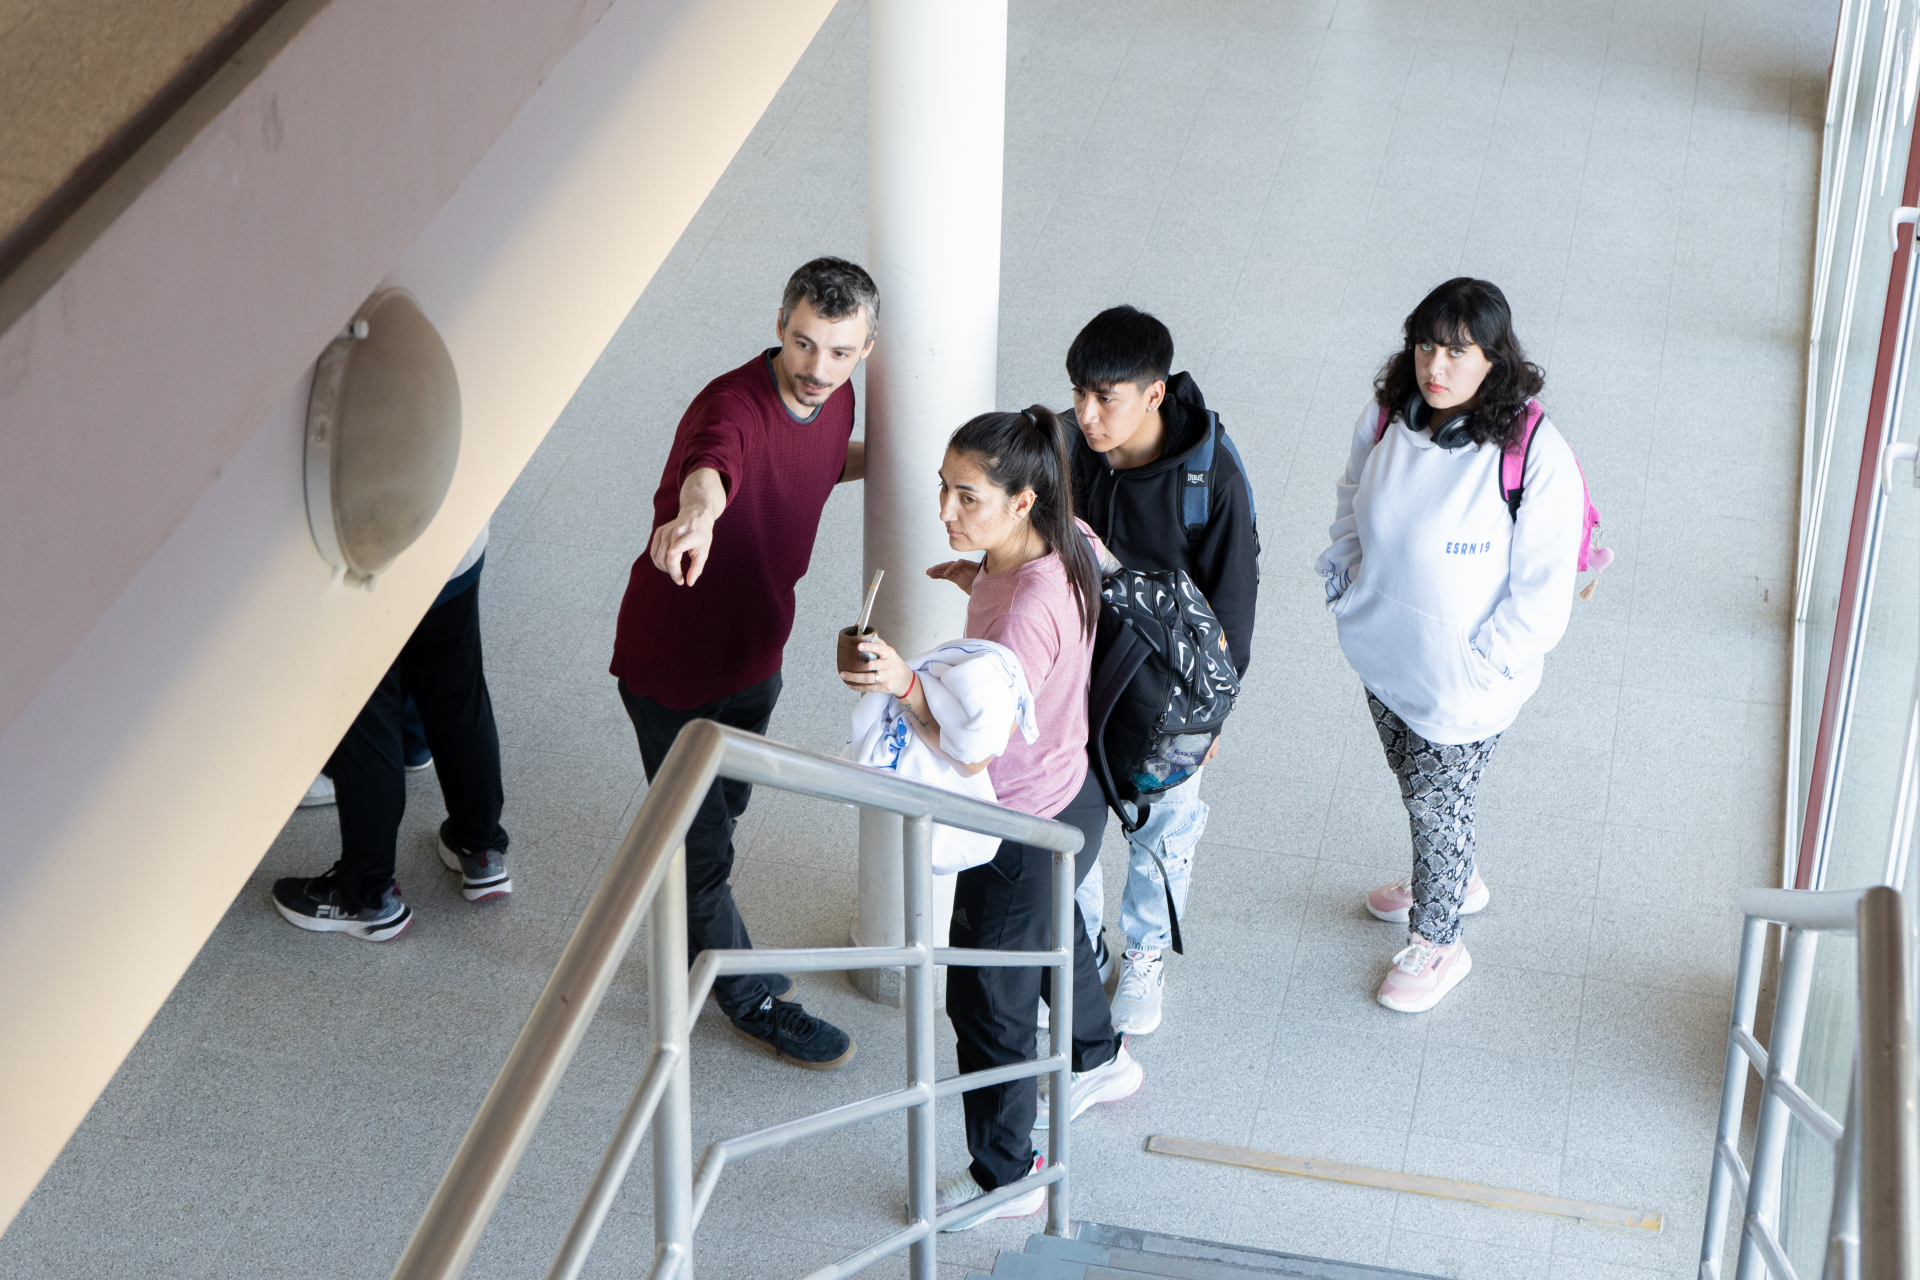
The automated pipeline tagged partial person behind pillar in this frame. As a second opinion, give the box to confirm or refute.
[272,524,510,939]
[608,257,877,1071]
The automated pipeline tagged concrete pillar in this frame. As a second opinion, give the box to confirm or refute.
[849,0,1007,1005]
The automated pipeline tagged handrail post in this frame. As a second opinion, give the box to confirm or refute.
[653,846,694,1278]
[1857,886,1917,1280]
[1047,845,1073,1237]
[1704,913,1773,1280]
[1821,1068,1862,1280]
[901,815,938,1280]
[1739,923,1825,1280]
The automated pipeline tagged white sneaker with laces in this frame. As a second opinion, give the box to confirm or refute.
[924,1153,1046,1231]
[1109,948,1164,1034]
[1033,1044,1143,1130]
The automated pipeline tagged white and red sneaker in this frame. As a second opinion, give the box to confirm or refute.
[929,1152,1046,1231]
[1365,870,1489,924]
[1377,935,1472,1012]
[1033,1044,1143,1129]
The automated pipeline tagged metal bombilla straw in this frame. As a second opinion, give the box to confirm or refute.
[856,569,884,634]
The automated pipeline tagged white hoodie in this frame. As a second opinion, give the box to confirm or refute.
[1315,400,1584,744]
[844,639,1039,874]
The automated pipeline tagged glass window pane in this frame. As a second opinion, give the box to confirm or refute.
[1798,2,1915,865]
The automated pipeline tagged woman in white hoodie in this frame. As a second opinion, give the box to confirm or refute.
[1317,278,1584,1014]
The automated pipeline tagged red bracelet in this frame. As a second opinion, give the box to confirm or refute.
[901,671,918,701]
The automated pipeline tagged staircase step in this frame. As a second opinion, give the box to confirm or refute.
[1024,1236,1113,1265]
[992,1250,1087,1278]
[1057,1224,1448,1280]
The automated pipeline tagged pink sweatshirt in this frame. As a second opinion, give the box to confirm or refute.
[965,524,1101,818]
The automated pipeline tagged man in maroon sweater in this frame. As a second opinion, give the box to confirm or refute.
[611,257,876,1069]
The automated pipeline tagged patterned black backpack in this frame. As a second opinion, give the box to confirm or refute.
[1086,567,1240,950]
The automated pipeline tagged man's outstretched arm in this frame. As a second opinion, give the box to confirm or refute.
[649,466,728,586]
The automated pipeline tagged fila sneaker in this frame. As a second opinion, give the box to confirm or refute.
[437,822,511,903]
[271,865,411,942]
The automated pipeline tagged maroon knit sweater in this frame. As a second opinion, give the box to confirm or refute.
[610,351,854,710]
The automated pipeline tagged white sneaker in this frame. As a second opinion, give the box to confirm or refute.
[925,1153,1046,1231]
[1109,948,1164,1034]
[1033,1045,1143,1130]
[298,773,336,808]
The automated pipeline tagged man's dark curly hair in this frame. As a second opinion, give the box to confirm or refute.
[780,256,880,339]
[1374,277,1543,451]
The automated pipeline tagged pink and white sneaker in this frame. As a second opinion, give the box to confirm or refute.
[1377,935,1472,1013]
[1365,870,1489,923]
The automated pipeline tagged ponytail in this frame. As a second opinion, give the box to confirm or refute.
[948,404,1102,638]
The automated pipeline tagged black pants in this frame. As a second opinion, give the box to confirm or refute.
[618,671,786,1019]
[332,576,506,908]
[948,770,1118,1190]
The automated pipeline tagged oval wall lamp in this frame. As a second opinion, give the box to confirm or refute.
[304,287,461,589]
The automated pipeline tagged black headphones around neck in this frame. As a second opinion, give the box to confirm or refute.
[1406,395,1476,450]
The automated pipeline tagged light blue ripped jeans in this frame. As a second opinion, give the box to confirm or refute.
[1076,769,1209,955]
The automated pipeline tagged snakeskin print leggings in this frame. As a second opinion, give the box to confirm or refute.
[1366,691,1501,946]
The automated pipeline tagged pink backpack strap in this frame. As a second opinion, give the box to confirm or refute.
[1374,403,1390,443]
[1500,399,1544,516]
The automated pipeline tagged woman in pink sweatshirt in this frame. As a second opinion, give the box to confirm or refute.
[842,406,1142,1231]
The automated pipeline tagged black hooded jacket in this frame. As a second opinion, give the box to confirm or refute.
[1068,372,1260,675]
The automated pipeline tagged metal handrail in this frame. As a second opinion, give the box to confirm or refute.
[1699,886,1918,1280]
[388,719,1086,1280]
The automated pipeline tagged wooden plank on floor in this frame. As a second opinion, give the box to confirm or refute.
[1146,1135,1665,1232]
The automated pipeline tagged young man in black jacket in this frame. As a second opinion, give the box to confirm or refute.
[1066,305,1259,1036]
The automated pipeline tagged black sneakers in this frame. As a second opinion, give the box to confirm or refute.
[730,996,856,1070]
[437,821,511,903]
[271,865,412,941]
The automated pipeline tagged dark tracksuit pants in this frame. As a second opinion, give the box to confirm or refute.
[332,564,507,909]
[948,770,1119,1191]
[618,671,787,1019]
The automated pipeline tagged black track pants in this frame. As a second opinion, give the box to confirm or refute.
[618,672,786,1019]
[948,770,1118,1191]
[332,575,507,908]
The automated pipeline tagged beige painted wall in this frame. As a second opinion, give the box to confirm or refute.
[0,0,835,1231]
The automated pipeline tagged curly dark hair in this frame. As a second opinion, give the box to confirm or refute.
[1374,278,1543,450]
[780,256,880,339]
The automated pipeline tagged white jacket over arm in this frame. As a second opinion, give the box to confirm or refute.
[1315,400,1583,743]
[844,640,1038,874]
